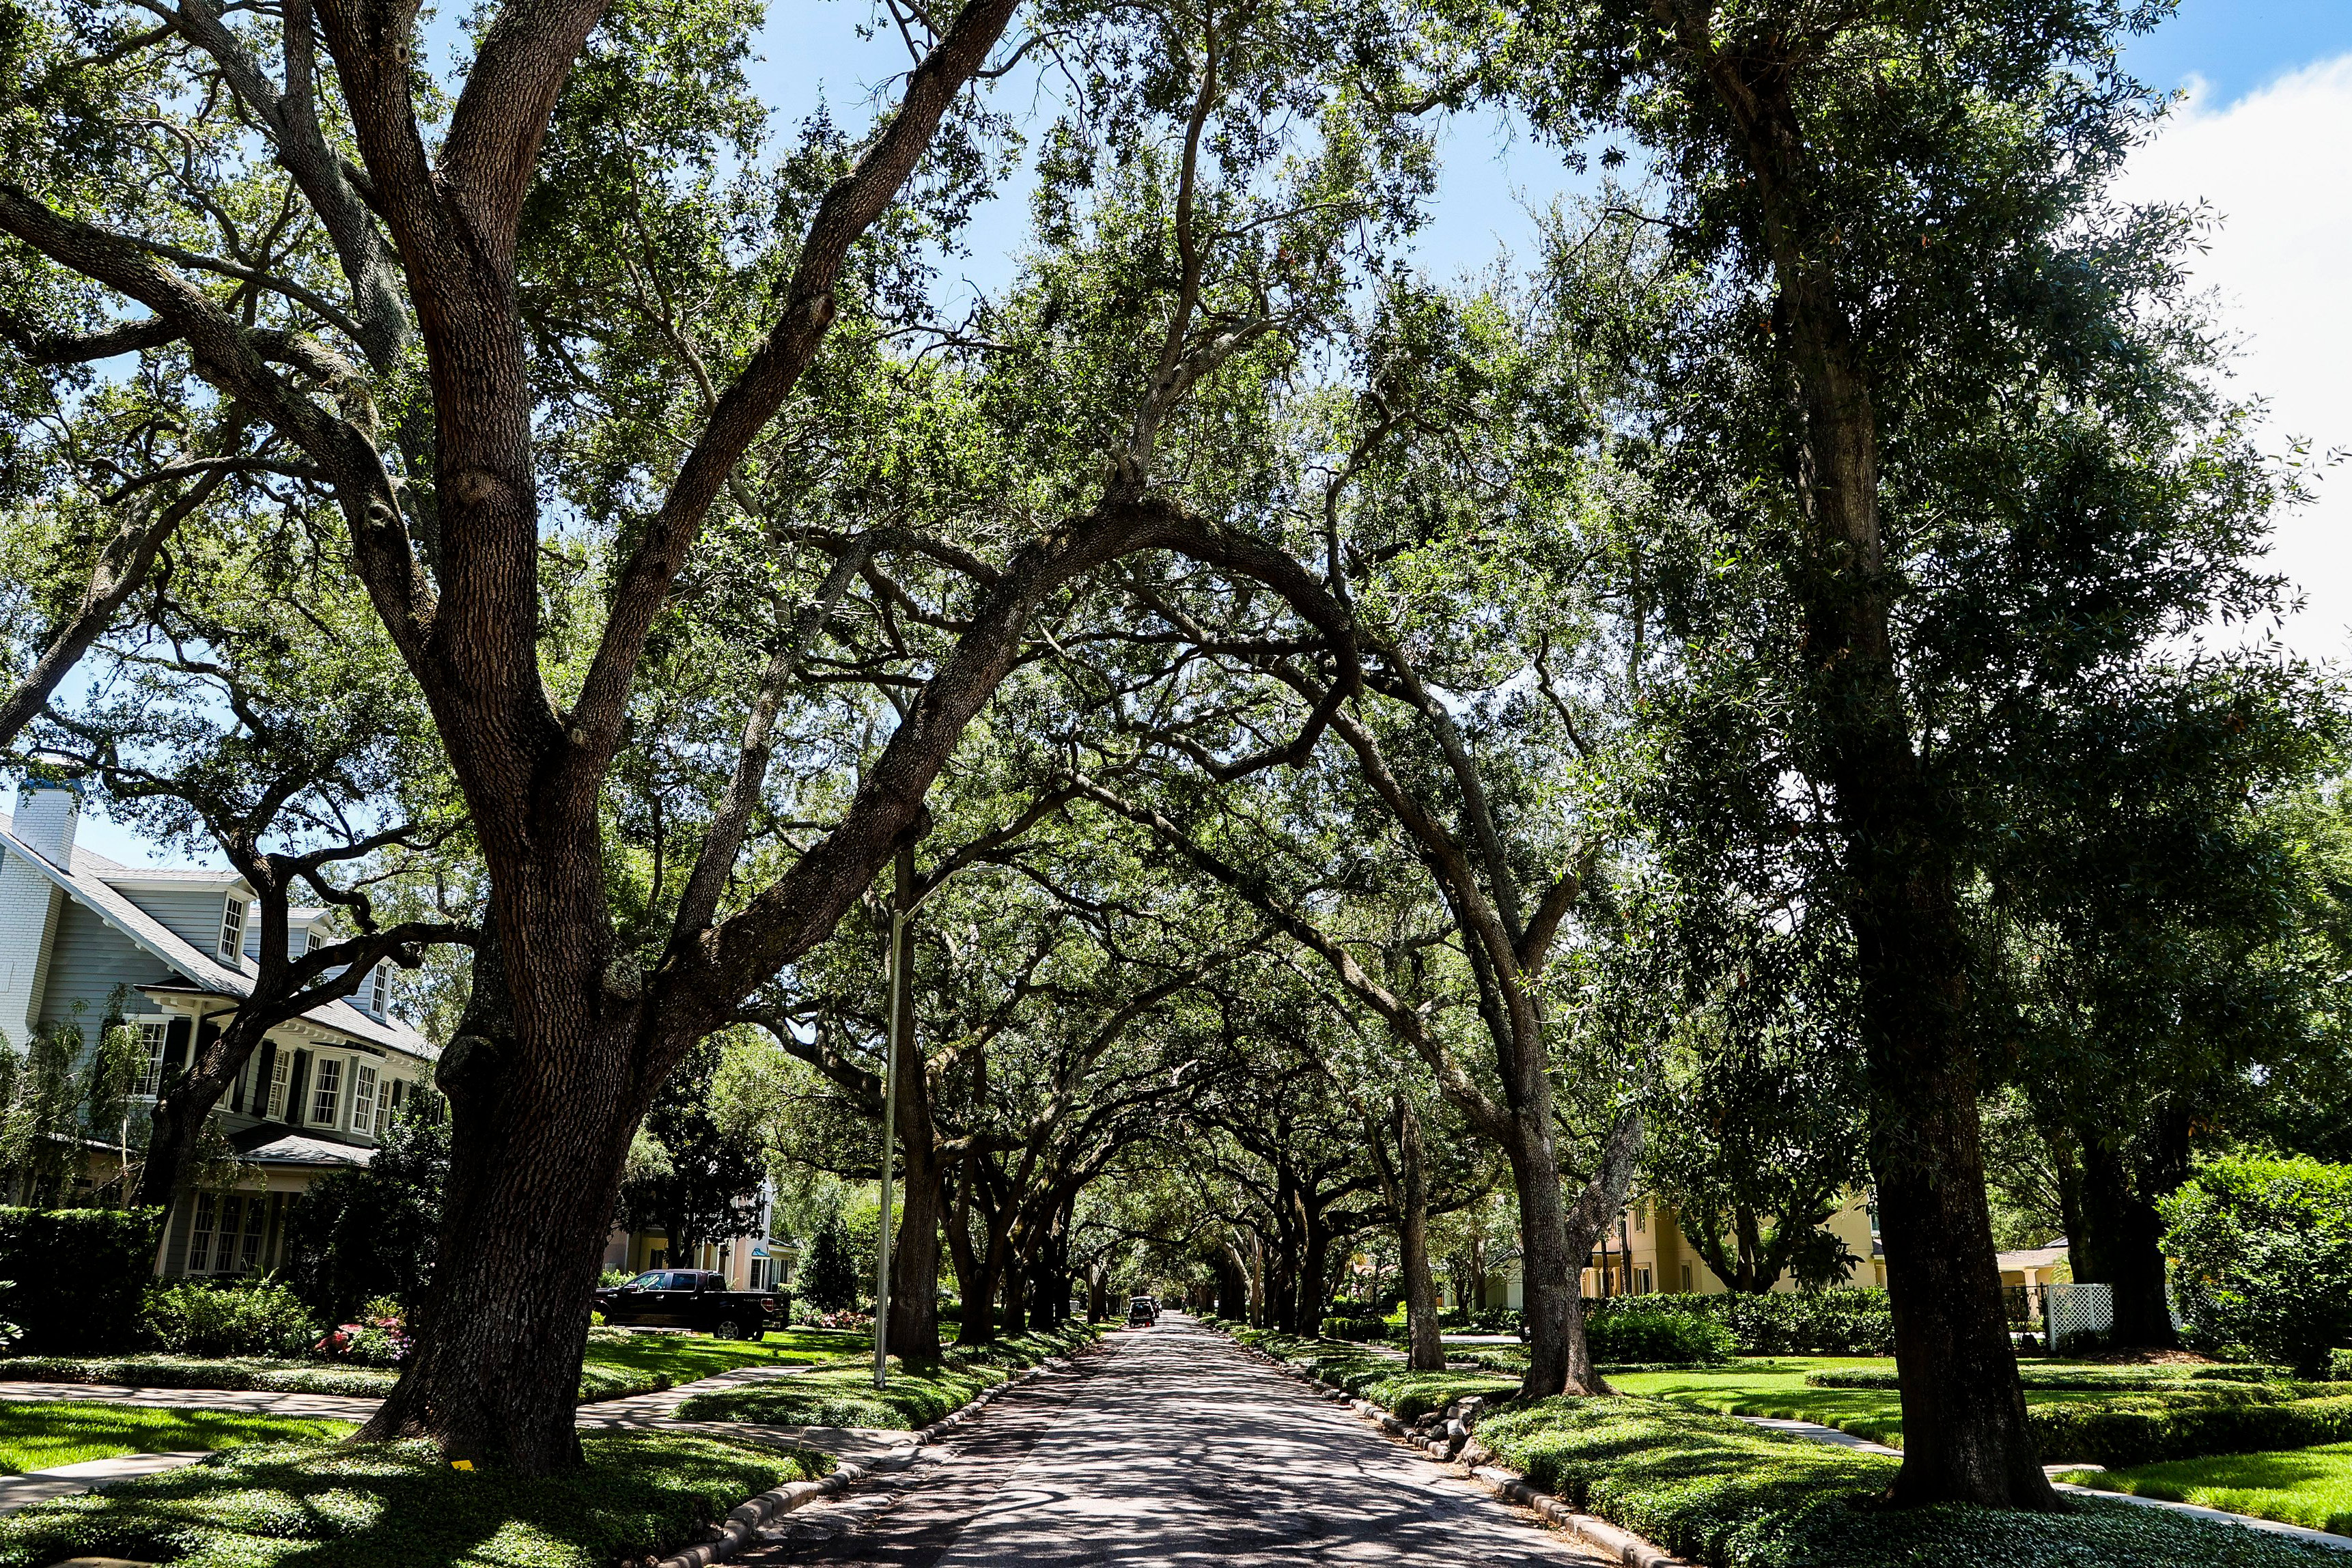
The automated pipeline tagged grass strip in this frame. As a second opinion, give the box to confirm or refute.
[0,1401,356,1474]
[674,1325,1098,1429]
[0,1431,827,1568]
[580,1328,868,1384]
[1476,1395,2345,1567]
[0,1340,847,1406]
[0,1356,399,1398]
[2059,1442,2352,1536]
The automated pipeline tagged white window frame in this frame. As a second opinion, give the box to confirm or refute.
[217,893,247,962]
[265,1049,290,1119]
[131,1020,171,1097]
[310,1056,344,1127]
[367,960,393,1016]
[187,1192,216,1274]
[350,1063,379,1136]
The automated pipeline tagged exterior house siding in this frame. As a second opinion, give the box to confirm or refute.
[120,886,244,964]
[1,785,442,1278]
[35,899,176,1036]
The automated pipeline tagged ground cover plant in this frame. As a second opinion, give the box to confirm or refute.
[1229,1329,1517,1420]
[1597,1358,2329,1454]
[0,1431,824,1568]
[2060,1443,2352,1536]
[0,1402,355,1474]
[1475,1395,2345,1567]
[675,1327,1097,1429]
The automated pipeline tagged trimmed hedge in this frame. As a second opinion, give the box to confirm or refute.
[1476,1395,2344,1567]
[1596,1290,1895,1356]
[1806,1365,2301,1394]
[0,1208,163,1354]
[1586,1303,1735,1366]
[2031,1394,2352,1468]
[1319,1316,1393,1342]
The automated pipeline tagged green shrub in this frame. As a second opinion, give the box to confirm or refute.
[282,1100,447,1324]
[0,1208,163,1354]
[1582,1290,1893,1356]
[2031,1395,2352,1468]
[140,1279,317,1358]
[1475,1395,2343,1567]
[1586,1302,1735,1365]
[2163,1151,2352,1377]
[1319,1315,1391,1341]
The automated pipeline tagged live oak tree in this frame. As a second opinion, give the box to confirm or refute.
[1499,0,2319,1506]
[0,0,1435,1466]
[27,516,468,1210]
[1989,667,2340,1347]
[1063,277,1657,1396]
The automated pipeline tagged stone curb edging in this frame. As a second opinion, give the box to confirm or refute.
[651,1349,1087,1568]
[1222,1334,1694,1568]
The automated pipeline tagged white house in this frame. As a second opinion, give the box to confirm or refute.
[0,780,439,1276]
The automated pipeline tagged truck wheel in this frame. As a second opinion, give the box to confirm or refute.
[712,1317,744,1341]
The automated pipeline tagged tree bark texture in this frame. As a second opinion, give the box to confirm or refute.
[884,855,948,1363]
[2073,1128,2181,1350]
[1398,1101,1445,1373]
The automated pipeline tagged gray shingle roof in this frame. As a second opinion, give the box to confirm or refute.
[0,815,438,1063]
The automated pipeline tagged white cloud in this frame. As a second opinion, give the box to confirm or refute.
[2114,55,2352,665]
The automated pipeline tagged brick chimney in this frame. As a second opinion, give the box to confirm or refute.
[10,781,81,868]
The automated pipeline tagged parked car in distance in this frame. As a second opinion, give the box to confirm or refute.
[1127,1295,1158,1326]
[596,1270,786,1340]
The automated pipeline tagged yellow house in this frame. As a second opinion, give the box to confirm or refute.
[1446,1192,1885,1308]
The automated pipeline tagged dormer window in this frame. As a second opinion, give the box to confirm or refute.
[367,960,393,1017]
[217,894,247,962]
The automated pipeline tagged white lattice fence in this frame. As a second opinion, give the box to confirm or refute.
[2045,1283,2114,1352]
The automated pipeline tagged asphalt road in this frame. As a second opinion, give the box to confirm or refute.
[739,1313,1607,1567]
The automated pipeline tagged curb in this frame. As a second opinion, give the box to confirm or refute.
[1222,1331,1694,1568]
[651,1348,1085,1568]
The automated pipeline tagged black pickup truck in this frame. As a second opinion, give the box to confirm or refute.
[595,1270,787,1340]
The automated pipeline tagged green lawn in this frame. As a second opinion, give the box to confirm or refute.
[2060,1443,2352,1537]
[0,1401,356,1474]
[1607,1357,2159,1447]
[579,1327,867,1384]
[0,1432,826,1568]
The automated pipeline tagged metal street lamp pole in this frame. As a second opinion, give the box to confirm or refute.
[873,905,905,1390]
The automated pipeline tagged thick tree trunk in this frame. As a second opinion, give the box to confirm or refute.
[358,932,634,1468]
[884,869,947,1363]
[1399,1102,1444,1372]
[1000,1244,1028,1335]
[1300,1222,1333,1336]
[2073,1132,2179,1351]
